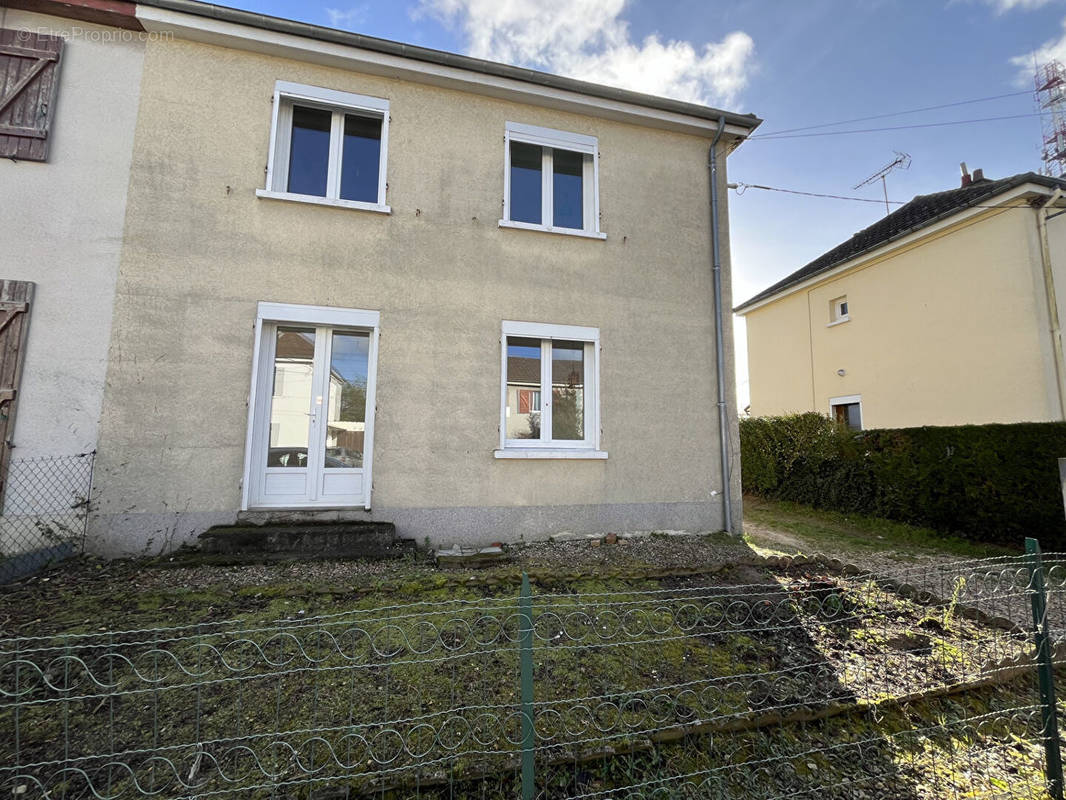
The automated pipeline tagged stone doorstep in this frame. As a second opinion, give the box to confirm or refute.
[198,521,414,560]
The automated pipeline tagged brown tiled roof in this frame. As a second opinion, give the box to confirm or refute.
[735,172,1066,312]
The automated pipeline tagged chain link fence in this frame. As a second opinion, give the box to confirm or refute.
[0,541,1063,798]
[0,452,94,585]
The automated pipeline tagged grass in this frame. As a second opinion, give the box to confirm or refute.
[742,495,1021,560]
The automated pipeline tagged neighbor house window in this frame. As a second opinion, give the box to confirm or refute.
[500,122,604,239]
[257,81,389,212]
[829,296,849,325]
[497,320,606,458]
[830,395,862,430]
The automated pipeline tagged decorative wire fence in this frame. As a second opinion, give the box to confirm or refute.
[0,452,94,585]
[0,540,1063,798]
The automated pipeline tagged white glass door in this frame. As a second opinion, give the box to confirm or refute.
[247,313,376,509]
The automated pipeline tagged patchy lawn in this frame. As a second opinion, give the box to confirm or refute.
[0,530,1054,799]
[743,495,1022,564]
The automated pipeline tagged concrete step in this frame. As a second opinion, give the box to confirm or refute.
[198,521,415,560]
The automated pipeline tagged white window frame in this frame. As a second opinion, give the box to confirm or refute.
[496,320,606,459]
[256,81,391,214]
[500,122,605,240]
[829,394,862,430]
[241,301,381,511]
[828,295,850,327]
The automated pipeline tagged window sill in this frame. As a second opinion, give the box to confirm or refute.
[256,189,391,214]
[494,448,608,460]
[826,316,850,328]
[498,219,607,240]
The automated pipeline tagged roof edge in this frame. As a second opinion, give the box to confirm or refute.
[135,0,762,132]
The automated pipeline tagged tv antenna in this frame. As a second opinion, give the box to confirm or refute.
[853,151,911,215]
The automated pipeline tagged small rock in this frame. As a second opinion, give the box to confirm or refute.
[605,533,618,545]
[590,539,601,548]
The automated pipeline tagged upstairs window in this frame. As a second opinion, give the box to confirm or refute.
[501,122,604,239]
[829,296,849,325]
[259,81,389,212]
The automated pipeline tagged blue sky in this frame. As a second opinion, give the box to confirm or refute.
[220,0,1066,404]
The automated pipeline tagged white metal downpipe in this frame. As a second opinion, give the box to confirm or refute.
[709,118,734,534]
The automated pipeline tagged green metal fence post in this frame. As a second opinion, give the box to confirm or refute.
[519,572,535,800]
[1027,536,1064,800]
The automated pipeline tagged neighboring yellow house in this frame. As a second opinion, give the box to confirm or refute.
[736,168,1066,430]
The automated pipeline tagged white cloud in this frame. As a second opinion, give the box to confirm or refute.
[985,0,1056,10]
[326,6,369,30]
[417,0,755,107]
[1010,17,1066,85]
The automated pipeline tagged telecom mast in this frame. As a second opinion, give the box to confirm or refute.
[1035,60,1066,178]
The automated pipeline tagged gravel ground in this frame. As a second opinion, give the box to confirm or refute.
[0,516,1047,637]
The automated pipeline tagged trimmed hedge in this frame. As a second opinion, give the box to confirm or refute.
[739,414,1066,548]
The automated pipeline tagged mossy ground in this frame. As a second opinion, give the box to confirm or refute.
[1,547,1051,799]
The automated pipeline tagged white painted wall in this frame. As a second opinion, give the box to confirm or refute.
[0,10,145,465]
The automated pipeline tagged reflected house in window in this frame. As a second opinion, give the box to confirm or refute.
[268,328,316,466]
[268,328,367,468]
[505,335,586,443]
[324,331,369,467]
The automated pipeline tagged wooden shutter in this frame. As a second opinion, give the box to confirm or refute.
[0,281,34,500]
[518,389,531,414]
[0,29,63,162]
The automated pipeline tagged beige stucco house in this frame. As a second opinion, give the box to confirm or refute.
[6,0,760,555]
[737,168,1066,430]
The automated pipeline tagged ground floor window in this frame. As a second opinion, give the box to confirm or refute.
[497,320,605,458]
[830,394,862,430]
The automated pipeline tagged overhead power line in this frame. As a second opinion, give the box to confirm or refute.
[749,111,1051,141]
[731,181,1053,211]
[749,90,1031,139]
[733,182,906,204]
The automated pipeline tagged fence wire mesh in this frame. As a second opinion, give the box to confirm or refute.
[0,549,1062,799]
[0,453,94,585]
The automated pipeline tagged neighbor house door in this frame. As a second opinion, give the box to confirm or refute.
[243,303,379,509]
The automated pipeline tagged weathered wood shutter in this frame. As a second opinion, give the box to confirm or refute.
[0,29,63,162]
[0,281,34,500]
